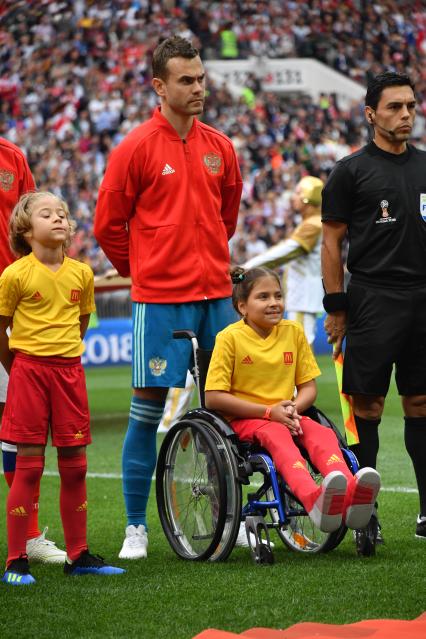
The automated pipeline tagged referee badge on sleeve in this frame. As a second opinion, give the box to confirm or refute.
[420,194,426,222]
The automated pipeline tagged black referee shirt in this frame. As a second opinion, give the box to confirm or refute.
[322,142,426,288]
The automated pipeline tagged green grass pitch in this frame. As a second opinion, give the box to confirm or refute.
[0,357,425,639]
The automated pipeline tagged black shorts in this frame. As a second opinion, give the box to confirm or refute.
[343,282,426,397]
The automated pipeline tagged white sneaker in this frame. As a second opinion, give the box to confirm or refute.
[118,524,148,559]
[26,527,66,564]
[308,471,347,533]
[234,522,275,548]
[343,468,381,530]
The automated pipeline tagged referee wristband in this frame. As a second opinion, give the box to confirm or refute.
[322,292,348,313]
[262,406,272,420]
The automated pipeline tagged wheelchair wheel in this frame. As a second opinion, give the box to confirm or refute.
[156,420,227,560]
[267,461,347,554]
[194,419,242,562]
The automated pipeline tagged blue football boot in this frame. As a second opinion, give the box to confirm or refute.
[2,557,36,585]
[64,550,125,576]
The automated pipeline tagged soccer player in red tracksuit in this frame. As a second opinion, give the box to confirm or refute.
[0,138,66,563]
[94,36,243,560]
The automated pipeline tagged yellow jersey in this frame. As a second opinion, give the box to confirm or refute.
[205,319,320,405]
[0,253,96,357]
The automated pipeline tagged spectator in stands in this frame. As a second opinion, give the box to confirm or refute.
[0,1,424,272]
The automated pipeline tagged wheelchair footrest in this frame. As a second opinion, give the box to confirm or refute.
[245,515,274,565]
[355,514,378,557]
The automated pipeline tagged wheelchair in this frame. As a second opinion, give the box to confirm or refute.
[156,330,365,564]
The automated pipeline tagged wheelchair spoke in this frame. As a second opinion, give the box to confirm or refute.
[267,461,347,554]
[156,420,228,560]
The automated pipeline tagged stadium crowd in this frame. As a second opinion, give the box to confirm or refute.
[0,0,425,273]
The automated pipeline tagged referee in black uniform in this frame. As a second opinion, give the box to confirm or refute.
[321,72,426,549]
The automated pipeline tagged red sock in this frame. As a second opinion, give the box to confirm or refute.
[3,456,42,540]
[6,456,44,566]
[26,480,42,540]
[58,455,88,561]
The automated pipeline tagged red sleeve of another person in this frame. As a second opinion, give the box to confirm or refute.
[0,138,36,274]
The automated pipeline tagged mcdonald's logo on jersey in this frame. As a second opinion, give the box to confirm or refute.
[70,289,81,302]
[283,352,293,365]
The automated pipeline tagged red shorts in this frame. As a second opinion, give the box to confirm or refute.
[0,353,91,448]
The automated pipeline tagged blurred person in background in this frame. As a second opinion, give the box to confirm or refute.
[244,176,324,346]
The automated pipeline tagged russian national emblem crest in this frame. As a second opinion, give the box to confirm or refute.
[149,357,167,377]
[0,169,15,192]
[203,152,222,175]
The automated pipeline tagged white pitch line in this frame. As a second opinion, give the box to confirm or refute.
[380,486,418,494]
[91,413,128,421]
[42,470,418,493]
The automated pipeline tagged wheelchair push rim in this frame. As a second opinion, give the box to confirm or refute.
[193,417,242,562]
[156,419,228,561]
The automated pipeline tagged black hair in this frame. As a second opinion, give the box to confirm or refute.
[365,72,415,109]
[231,266,281,315]
[152,36,199,80]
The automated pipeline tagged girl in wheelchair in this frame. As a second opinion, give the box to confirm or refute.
[205,266,380,534]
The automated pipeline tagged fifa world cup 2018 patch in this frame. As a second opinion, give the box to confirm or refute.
[376,199,396,224]
[420,194,426,222]
[203,152,223,175]
[149,357,167,377]
[0,169,15,191]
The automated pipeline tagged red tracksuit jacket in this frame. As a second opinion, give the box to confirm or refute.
[94,108,242,303]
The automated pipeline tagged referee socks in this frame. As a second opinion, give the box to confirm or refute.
[350,416,381,470]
